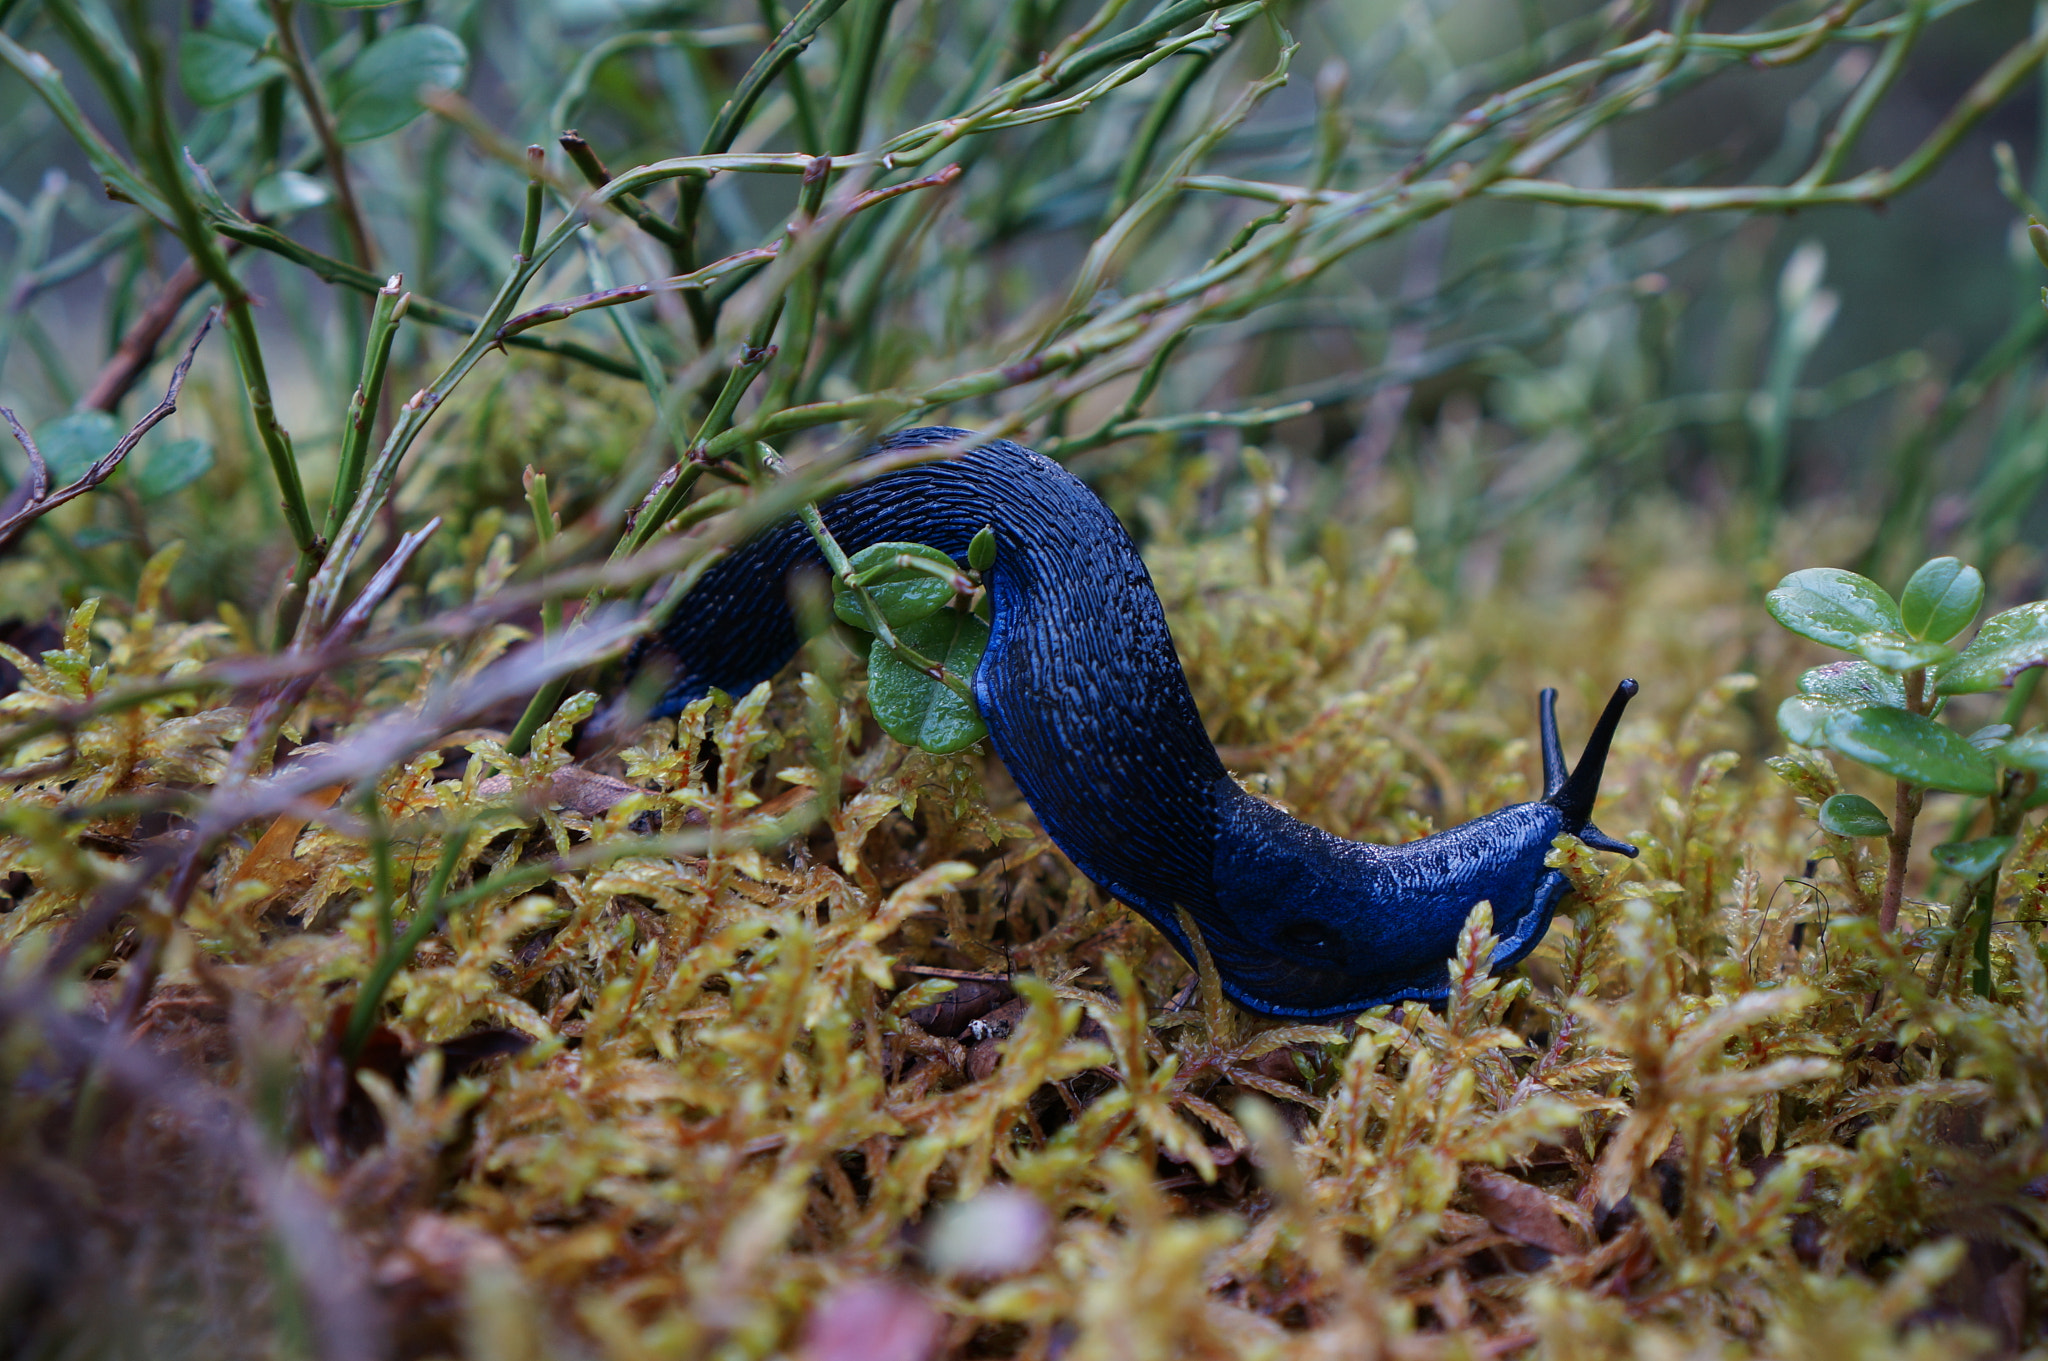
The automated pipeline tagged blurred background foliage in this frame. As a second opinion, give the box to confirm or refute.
[1,0,2045,639]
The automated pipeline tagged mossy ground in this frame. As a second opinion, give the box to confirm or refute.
[3,482,2042,1360]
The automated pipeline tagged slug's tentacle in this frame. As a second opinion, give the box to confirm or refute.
[1538,688,1568,799]
[634,427,1638,1019]
[1543,678,1640,858]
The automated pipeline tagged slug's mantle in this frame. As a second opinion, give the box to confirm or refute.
[636,427,1638,1018]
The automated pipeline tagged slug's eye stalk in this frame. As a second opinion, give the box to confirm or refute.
[1538,688,1568,799]
[1539,679,1639,857]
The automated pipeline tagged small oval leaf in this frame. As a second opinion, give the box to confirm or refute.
[251,169,332,219]
[1799,660,1907,710]
[33,411,122,484]
[1898,557,1984,643]
[132,437,214,500]
[867,611,989,755]
[1821,706,2000,796]
[1851,633,1956,672]
[1936,601,2048,695]
[1930,836,2014,884]
[968,525,996,574]
[332,24,467,143]
[1777,696,1838,749]
[178,0,283,105]
[1818,793,1891,838]
[1766,568,1902,651]
[834,542,954,632]
[1994,729,2048,775]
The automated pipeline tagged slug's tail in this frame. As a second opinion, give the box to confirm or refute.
[1539,679,1639,858]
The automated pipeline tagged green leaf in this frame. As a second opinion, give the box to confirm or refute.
[1930,836,2014,883]
[132,437,214,500]
[1818,793,1890,838]
[1994,729,2048,775]
[308,0,405,7]
[331,25,467,143]
[1777,696,1839,748]
[1936,602,2048,695]
[968,525,996,573]
[178,0,283,105]
[1898,557,1984,643]
[1766,568,1902,651]
[1822,706,1999,796]
[251,169,331,219]
[1798,660,1907,710]
[867,611,989,755]
[834,541,954,632]
[34,412,122,484]
[1851,633,1956,672]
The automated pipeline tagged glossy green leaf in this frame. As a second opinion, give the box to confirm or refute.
[33,412,121,484]
[1818,793,1890,838]
[1765,568,1901,651]
[332,25,467,143]
[1798,660,1907,710]
[1994,729,2048,775]
[1821,706,1999,796]
[968,525,996,573]
[1851,633,1956,672]
[868,611,989,754]
[308,0,405,7]
[1777,696,1838,748]
[1930,836,2014,883]
[178,0,283,105]
[132,438,214,500]
[834,542,954,632]
[251,170,331,219]
[1898,557,1983,643]
[1936,602,2048,695]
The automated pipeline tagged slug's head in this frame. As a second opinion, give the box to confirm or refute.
[1538,679,1639,857]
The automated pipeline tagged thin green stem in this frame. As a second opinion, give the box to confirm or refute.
[558,131,688,249]
[1798,0,1931,188]
[116,1,320,608]
[759,0,826,152]
[263,0,376,271]
[1107,47,1214,221]
[826,0,897,154]
[526,469,563,642]
[344,825,468,1060]
[200,208,638,377]
[1880,668,1931,936]
[674,0,854,339]
[323,278,407,544]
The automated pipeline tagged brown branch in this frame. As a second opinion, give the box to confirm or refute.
[496,245,780,339]
[559,130,689,249]
[0,307,218,554]
[78,253,224,413]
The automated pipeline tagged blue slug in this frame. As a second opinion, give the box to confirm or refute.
[636,426,1638,1019]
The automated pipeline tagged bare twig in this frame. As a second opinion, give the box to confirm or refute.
[0,307,218,554]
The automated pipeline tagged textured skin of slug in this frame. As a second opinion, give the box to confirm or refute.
[641,427,1618,1019]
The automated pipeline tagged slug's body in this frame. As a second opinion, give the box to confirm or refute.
[638,427,1636,1019]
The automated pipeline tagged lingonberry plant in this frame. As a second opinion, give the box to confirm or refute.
[1769,557,2048,995]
